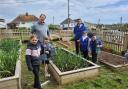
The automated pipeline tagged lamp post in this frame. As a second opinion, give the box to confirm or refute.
[68,0,70,30]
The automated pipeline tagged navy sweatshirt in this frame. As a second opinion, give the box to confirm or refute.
[26,42,44,71]
[90,40,97,52]
[79,36,89,52]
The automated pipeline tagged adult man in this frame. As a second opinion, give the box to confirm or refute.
[31,14,51,78]
[74,18,88,54]
[31,14,50,43]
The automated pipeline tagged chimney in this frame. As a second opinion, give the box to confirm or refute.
[26,12,28,16]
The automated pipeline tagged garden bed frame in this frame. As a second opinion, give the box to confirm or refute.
[99,51,128,70]
[0,48,21,89]
[49,48,100,85]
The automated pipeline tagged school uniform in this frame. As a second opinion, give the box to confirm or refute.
[79,36,89,59]
[90,39,97,63]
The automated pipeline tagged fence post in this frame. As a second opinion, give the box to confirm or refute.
[123,34,128,51]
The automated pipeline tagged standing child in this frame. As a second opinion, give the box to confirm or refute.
[26,35,42,89]
[42,37,53,77]
[78,31,90,59]
[90,34,99,63]
[90,34,102,63]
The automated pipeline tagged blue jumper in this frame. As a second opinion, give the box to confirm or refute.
[79,37,89,52]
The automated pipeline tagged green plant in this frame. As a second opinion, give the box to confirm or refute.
[0,39,20,78]
[53,48,92,72]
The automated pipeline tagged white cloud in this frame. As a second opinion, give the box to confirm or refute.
[0,0,127,24]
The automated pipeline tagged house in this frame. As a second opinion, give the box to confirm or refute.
[0,18,6,29]
[60,18,75,30]
[7,12,38,29]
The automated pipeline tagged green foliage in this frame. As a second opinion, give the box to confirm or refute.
[49,24,60,30]
[53,48,91,72]
[0,39,20,78]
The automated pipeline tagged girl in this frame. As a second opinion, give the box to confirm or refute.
[26,35,42,89]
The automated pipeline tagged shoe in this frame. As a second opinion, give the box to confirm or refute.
[41,80,50,88]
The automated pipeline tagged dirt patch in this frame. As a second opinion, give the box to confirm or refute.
[100,51,128,65]
[58,40,75,49]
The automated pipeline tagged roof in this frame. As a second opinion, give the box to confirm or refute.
[60,18,74,24]
[9,13,38,24]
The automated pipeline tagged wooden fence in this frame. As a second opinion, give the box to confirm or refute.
[0,29,30,40]
[1,29,128,53]
[91,30,128,53]
[51,30,73,37]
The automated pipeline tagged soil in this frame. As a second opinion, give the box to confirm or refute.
[58,40,75,49]
[100,51,128,65]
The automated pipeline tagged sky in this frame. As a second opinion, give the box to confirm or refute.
[0,0,128,24]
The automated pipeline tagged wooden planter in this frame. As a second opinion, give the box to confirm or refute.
[49,49,100,85]
[99,51,128,70]
[0,60,21,89]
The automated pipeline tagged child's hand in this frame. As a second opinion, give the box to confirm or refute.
[77,40,80,42]
[45,51,49,54]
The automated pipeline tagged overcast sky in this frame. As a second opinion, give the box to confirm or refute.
[0,0,128,24]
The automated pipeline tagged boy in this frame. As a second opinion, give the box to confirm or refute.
[78,31,90,59]
[41,37,54,77]
[26,35,42,89]
[90,34,103,63]
[90,34,97,63]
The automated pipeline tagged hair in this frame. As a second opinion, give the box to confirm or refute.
[40,14,46,19]
[77,18,82,21]
[30,35,37,40]
[44,37,49,40]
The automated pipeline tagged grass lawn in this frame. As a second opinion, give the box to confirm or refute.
[21,44,128,89]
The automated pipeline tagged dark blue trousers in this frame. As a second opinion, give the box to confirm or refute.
[32,65,41,89]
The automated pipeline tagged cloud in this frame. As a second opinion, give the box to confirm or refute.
[0,0,127,24]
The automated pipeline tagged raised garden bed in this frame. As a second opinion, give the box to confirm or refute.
[49,48,100,85]
[0,39,21,89]
[99,51,128,70]
[0,60,21,89]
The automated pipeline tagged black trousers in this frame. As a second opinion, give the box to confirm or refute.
[75,40,80,54]
[81,50,89,59]
[32,65,41,89]
[91,51,97,63]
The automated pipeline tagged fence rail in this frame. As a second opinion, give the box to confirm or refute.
[0,29,31,40]
[91,30,128,53]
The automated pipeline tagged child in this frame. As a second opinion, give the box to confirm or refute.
[90,34,103,63]
[42,37,53,77]
[78,31,90,59]
[90,34,97,63]
[26,35,42,89]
